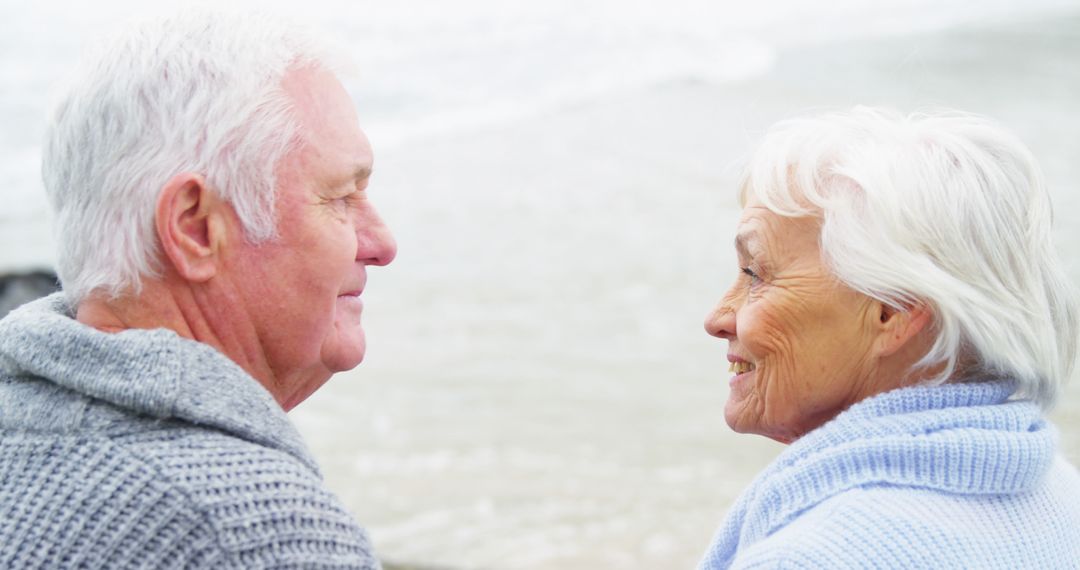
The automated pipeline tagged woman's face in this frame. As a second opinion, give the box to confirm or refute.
[704,197,888,443]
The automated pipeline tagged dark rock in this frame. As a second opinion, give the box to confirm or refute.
[0,270,60,319]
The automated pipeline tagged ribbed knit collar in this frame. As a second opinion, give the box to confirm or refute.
[0,293,320,475]
[700,381,1055,569]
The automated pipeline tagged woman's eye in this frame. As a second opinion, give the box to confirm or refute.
[741,266,760,283]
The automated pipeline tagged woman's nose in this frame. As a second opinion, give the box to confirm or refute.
[704,295,737,340]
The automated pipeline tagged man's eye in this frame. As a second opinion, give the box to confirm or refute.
[741,267,760,282]
[332,193,359,206]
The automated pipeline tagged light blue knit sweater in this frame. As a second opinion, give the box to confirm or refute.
[697,381,1080,569]
[0,294,381,569]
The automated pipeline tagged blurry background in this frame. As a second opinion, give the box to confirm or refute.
[2,1,1078,568]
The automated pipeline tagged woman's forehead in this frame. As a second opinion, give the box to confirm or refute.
[736,204,822,259]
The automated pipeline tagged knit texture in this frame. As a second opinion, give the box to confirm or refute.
[0,294,381,569]
[697,381,1080,569]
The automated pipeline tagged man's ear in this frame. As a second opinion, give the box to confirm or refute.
[875,301,933,358]
[155,173,225,283]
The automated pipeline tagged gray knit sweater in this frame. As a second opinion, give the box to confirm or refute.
[0,294,381,569]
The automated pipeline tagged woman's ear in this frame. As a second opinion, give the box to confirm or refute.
[875,301,932,358]
[154,173,226,283]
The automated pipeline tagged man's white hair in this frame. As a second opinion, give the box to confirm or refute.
[740,106,1079,409]
[42,10,341,304]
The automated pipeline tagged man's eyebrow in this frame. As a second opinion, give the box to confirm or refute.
[352,165,373,182]
[325,166,373,195]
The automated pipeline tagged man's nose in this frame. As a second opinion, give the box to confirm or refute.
[357,208,397,266]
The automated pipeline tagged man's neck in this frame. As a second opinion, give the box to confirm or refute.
[74,278,280,403]
[76,282,195,338]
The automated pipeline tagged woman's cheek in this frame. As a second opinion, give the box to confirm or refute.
[740,304,784,356]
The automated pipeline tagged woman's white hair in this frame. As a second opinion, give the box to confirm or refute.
[741,106,1079,409]
[42,10,342,304]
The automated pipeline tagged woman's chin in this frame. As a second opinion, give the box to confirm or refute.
[723,387,757,434]
[723,375,797,442]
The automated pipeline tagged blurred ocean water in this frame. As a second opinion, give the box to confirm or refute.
[3,2,1079,569]
[2,0,1076,268]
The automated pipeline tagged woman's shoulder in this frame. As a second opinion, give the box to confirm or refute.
[1049,454,1080,479]
[735,474,1080,569]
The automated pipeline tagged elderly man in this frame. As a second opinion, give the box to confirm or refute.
[0,11,395,568]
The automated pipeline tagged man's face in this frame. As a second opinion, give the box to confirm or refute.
[226,66,396,410]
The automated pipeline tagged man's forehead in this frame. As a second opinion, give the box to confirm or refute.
[283,65,361,128]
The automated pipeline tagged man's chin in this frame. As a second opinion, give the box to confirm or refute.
[322,332,367,373]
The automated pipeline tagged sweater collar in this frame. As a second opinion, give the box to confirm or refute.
[0,293,320,475]
[704,381,1055,568]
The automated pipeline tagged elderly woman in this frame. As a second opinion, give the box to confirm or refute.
[698,107,1080,569]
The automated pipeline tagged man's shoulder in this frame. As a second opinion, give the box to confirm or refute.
[114,416,316,477]
[0,417,226,567]
[1,405,379,568]
[115,419,348,515]
[117,421,380,565]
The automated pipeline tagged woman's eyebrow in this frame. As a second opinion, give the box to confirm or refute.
[735,232,754,258]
